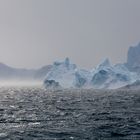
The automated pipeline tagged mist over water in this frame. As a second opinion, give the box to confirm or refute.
[0,80,42,87]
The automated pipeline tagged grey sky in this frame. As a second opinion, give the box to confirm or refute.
[0,0,140,69]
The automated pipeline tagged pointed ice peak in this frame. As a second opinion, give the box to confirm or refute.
[97,58,111,69]
[52,57,77,72]
[64,57,70,66]
[102,58,110,65]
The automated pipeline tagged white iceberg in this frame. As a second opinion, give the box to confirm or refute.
[44,58,77,88]
[44,58,138,89]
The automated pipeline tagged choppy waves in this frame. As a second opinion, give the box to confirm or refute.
[0,87,139,139]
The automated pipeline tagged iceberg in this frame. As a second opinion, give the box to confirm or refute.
[44,58,138,89]
[91,59,137,89]
[44,58,77,88]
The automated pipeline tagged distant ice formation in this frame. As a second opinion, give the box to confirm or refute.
[44,58,77,88]
[1,42,140,89]
[44,58,138,89]
[91,59,137,89]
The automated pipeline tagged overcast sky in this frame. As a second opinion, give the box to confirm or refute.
[0,0,140,69]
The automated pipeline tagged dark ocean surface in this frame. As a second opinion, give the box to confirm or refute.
[0,87,139,140]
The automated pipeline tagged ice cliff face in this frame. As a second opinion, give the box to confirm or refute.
[44,58,137,89]
[126,43,140,72]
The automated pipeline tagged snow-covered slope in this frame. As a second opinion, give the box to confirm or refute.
[44,58,137,89]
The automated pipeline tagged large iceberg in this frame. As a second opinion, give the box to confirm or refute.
[44,58,93,88]
[91,59,137,89]
[44,58,77,88]
[44,58,137,89]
